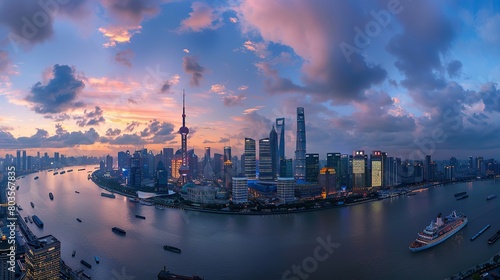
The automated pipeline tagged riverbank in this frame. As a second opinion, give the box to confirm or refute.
[446,251,500,280]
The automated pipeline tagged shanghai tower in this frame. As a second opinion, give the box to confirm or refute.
[178,91,190,185]
[294,107,306,180]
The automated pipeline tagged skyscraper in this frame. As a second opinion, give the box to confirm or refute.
[22,150,27,172]
[232,177,248,204]
[269,126,278,179]
[424,155,431,182]
[258,138,273,181]
[203,147,211,172]
[276,118,285,173]
[294,107,306,180]
[224,146,233,189]
[244,138,256,179]
[178,92,190,184]
[353,150,366,192]
[25,235,61,280]
[371,151,383,188]
[106,154,113,171]
[305,153,320,183]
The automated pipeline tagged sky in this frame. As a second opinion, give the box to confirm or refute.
[0,0,500,161]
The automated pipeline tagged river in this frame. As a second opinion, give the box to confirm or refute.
[16,167,500,279]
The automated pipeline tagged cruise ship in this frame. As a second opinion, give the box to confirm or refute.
[409,210,468,252]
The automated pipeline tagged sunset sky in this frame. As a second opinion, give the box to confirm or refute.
[1,0,500,160]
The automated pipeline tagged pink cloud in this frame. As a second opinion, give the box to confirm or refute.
[98,26,142,48]
[179,2,222,32]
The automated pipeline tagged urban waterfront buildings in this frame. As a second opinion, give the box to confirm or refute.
[258,138,273,181]
[353,150,367,192]
[25,235,61,280]
[305,153,320,183]
[277,177,295,204]
[276,118,285,176]
[232,177,248,204]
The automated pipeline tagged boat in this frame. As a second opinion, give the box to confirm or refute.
[78,168,85,171]
[158,266,204,280]
[34,176,39,180]
[409,210,468,252]
[82,272,92,279]
[471,224,491,241]
[75,191,80,194]
[77,218,82,222]
[16,185,19,190]
[17,205,23,211]
[30,202,34,208]
[487,194,497,200]
[27,215,33,223]
[454,191,467,197]
[48,169,53,172]
[24,217,28,223]
[135,215,146,219]
[140,200,154,206]
[128,197,140,203]
[49,192,54,200]
[101,193,116,198]
[60,171,66,174]
[67,169,73,172]
[80,259,92,269]
[488,230,500,244]
[163,245,181,253]
[32,215,44,228]
[112,227,126,235]
[94,256,99,264]
[87,174,91,179]
[72,250,76,257]
[53,172,58,175]
[155,205,166,210]
[456,194,469,200]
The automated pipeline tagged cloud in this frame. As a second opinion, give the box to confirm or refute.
[183,56,206,87]
[477,14,500,45]
[479,82,500,113]
[105,128,122,137]
[243,106,264,114]
[242,40,268,58]
[386,0,455,90]
[159,74,180,94]
[0,0,88,49]
[183,48,190,53]
[229,17,238,23]
[237,85,248,91]
[114,49,135,67]
[107,133,145,145]
[447,60,463,78]
[203,139,215,144]
[0,127,99,149]
[236,0,387,103]
[178,2,222,32]
[100,0,161,26]
[74,106,106,127]
[98,26,142,48]
[223,94,246,106]
[140,119,176,143]
[210,84,226,95]
[26,64,85,114]
[0,50,17,85]
[43,113,71,122]
[125,121,141,132]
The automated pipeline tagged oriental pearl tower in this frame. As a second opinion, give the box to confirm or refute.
[178,91,190,185]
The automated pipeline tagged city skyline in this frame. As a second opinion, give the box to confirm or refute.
[1,1,500,160]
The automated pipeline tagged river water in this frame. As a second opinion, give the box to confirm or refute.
[16,167,500,280]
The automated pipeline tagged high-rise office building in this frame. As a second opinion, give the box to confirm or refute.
[16,150,21,171]
[424,155,431,182]
[163,148,174,178]
[244,138,256,179]
[319,167,336,196]
[203,147,211,172]
[277,177,295,204]
[371,151,383,188]
[269,126,278,179]
[213,153,223,178]
[305,153,320,183]
[224,146,233,189]
[276,118,285,175]
[178,92,190,184]
[353,150,366,192]
[326,153,341,187]
[0,234,14,280]
[25,235,61,280]
[54,152,59,163]
[340,154,349,188]
[476,156,484,175]
[232,177,248,204]
[294,107,306,180]
[156,161,168,190]
[280,158,293,177]
[129,151,142,188]
[106,154,113,171]
[258,138,273,181]
[22,150,27,172]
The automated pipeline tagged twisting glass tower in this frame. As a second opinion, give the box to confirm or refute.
[178,91,190,184]
[294,107,306,180]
